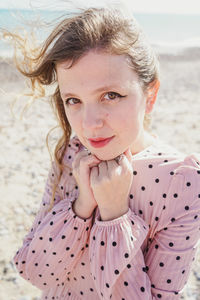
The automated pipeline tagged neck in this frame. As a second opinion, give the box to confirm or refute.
[130,130,156,156]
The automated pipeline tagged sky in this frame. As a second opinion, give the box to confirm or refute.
[1,0,200,15]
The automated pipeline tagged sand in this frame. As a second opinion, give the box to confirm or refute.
[0,47,200,299]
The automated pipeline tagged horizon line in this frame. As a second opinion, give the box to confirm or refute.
[0,7,200,16]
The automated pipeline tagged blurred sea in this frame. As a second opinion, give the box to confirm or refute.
[0,8,200,57]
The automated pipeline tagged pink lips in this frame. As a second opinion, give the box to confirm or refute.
[88,136,114,148]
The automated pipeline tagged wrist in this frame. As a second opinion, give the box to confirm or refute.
[99,206,129,221]
[72,198,95,219]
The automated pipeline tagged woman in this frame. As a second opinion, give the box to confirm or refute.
[11,4,200,300]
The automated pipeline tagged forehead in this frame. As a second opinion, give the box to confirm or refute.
[56,51,140,89]
[57,50,129,69]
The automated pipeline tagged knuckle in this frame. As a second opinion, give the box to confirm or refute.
[73,150,89,166]
[80,154,97,164]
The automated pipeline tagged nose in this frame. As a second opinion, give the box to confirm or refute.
[82,105,104,130]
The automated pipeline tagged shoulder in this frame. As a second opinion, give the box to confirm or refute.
[133,139,200,198]
[172,153,200,195]
[161,152,200,216]
[174,152,200,176]
[139,138,200,179]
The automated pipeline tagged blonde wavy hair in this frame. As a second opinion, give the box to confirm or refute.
[2,6,160,212]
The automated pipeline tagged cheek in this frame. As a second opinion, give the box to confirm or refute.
[116,104,138,127]
[64,109,78,130]
[120,105,145,135]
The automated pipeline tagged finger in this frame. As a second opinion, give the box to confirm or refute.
[90,166,99,185]
[72,154,101,183]
[75,149,99,162]
[77,155,101,173]
[73,149,100,169]
[118,152,133,172]
[72,150,88,168]
[107,159,122,177]
[113,154,126,165]
[123,148,133,164]
[107,159,118,168]
[98,161,108,178]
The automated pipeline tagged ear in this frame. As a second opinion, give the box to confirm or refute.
[145,80,160,114]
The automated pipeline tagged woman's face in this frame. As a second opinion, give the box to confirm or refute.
[56,50,153,160]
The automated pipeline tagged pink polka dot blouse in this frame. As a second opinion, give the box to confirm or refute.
[13,134,200,300]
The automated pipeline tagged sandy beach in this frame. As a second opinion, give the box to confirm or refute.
[0,46,200,299]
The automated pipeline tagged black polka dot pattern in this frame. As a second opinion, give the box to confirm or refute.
[12,136,200,299]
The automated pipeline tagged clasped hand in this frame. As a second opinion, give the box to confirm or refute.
[90,149,133,220]
[72,147,133,221]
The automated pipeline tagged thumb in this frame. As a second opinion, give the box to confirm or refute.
[123,148,133,163]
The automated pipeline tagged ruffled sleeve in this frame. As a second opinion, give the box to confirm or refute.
[13,135,94,290]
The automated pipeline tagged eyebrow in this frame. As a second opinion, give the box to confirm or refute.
[61,84,122,98]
